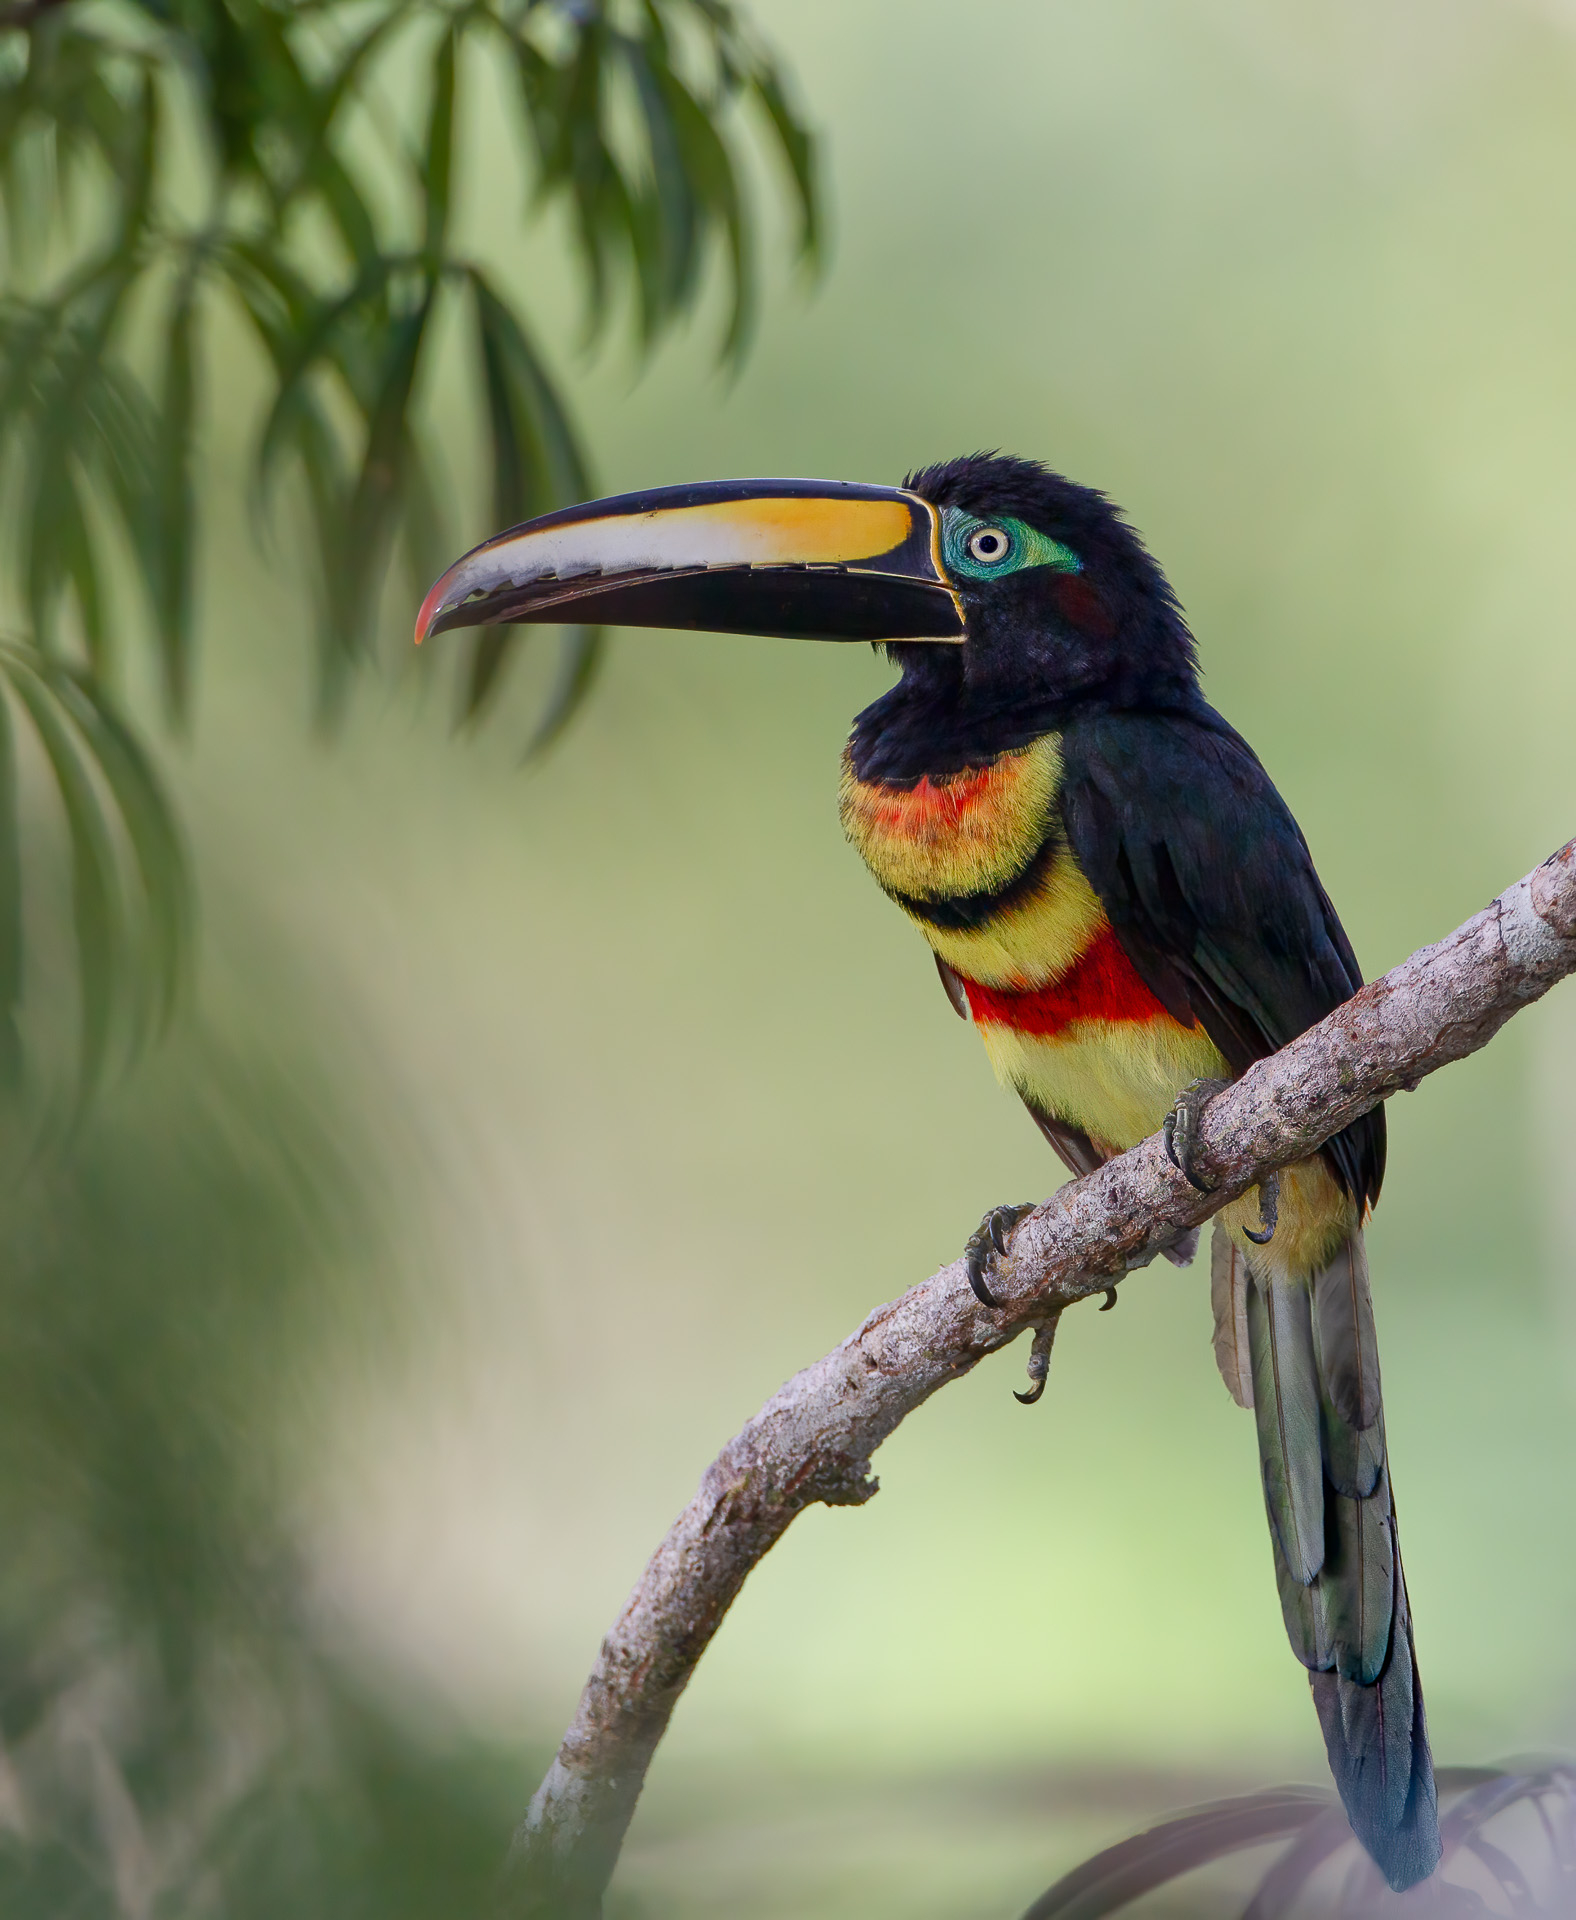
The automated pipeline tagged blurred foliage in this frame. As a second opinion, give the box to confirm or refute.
[0,631,187,1108]
[0,0,818,1091]
[0,1026,531,1915]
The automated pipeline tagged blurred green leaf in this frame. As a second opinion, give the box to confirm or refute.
[147,261,199,719]
[0,700,22,1090]
[0,638,187,1104]
[421,24,457,267]
[0,0,819,1097]
[0,1021,536,1916]
[466,266,598,728]
[10,654,122,1099]
[51,669,188,1038]
[750,63,822,269]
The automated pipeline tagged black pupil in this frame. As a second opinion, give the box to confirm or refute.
[975,529,1005,559]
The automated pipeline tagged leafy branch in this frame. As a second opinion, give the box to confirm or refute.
[0,0,818,1089]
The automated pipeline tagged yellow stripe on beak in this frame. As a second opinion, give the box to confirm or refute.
[415,479,965,646]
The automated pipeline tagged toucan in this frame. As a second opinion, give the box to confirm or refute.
[416,454,1440,1891]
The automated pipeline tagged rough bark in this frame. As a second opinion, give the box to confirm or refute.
[500,840,1576,1919]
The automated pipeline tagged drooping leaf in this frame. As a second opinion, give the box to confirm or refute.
[51,666,189,1037]
[660,54,754,366]
[147,260,200,720]
[0,693,23,1089]
[336,279,435,676]
[465,267,598,728]
[0,638,188,1100]
[524,621,604,761]
[620,25,701,341]
[252,254,398,503]
[470,266,592,522]
[750,60,822,268]
[6,653,123,1101]
[0,0,818,1101]
[420,23,457,265]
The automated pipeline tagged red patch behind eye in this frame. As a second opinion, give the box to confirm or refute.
[1053,575,1117,638]
[963,925,1186,1035]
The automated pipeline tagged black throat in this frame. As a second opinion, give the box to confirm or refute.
[847,645,1203,787]
[854,452,1205,786]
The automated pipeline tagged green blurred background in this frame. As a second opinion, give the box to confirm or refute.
[15,0,1576,1913]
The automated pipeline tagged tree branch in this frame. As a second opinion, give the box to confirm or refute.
[499,838,1576,1919]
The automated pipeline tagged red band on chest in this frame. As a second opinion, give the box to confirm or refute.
[962,925,1183,1035]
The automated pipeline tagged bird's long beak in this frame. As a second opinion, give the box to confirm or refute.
[414,478,965,646]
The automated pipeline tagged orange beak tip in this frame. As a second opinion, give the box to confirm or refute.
[414,573,449,646]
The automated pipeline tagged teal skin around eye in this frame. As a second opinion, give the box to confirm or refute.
[940,508,1082,581]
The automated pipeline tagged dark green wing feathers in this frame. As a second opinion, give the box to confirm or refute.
[1058,708,1384,1214]
[1253,1234,1437,1886]
[1061,709,1435,1891]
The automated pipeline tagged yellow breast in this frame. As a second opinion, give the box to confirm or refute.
[839,735,1107,990]
[838,736,1061,901]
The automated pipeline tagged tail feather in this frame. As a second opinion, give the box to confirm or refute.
[1312,1233,1385,1501]
[1224,1223,1441,1892]
[1319,1398,1386,1503]
[1210,1232,1253,1410]
[1272,1535,1332,1671]
[1310,1558,1439,1889]
[1322,1489,1394,1685]
[1312,1235,1382,1430]
[1247,1280,1324,1586]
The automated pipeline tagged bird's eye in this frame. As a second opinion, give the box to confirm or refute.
[966,525,1012,565]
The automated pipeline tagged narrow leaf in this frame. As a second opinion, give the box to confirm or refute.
[525,624,603,761]
[0,691,24,1088]
[53,669,188,1035]
[253,256,396,504]
[6,660,123,1101]
[661,66,754,366]
[461,626,523,728]
[421,26,457,264]
[148,263,199,719]
[750,63,821,268]
[333,282,436,688]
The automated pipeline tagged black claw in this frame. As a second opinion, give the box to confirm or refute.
[1242,1170,1280,1245]
[1099,1287,1118,1311]
[962,1202,1035,1311]
[1162,1077,1228,1193]
[1014,1315,1060,1405]
[966,1253,1003,1309]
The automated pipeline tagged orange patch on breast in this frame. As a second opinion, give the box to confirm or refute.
[839,735,1062,902]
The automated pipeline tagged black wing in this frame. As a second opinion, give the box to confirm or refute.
[1059,707,1384,1213]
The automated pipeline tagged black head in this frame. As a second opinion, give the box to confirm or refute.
[852,453,1200,783]
[413,452,1201,787]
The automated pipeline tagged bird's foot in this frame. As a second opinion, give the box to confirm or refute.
[1014,1312,1061,1405]
[1161,1226,1202,1268]
[1161,1077,1229,1192]
[964,1201,1036,1308]
[1242,1170,1280,1245]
